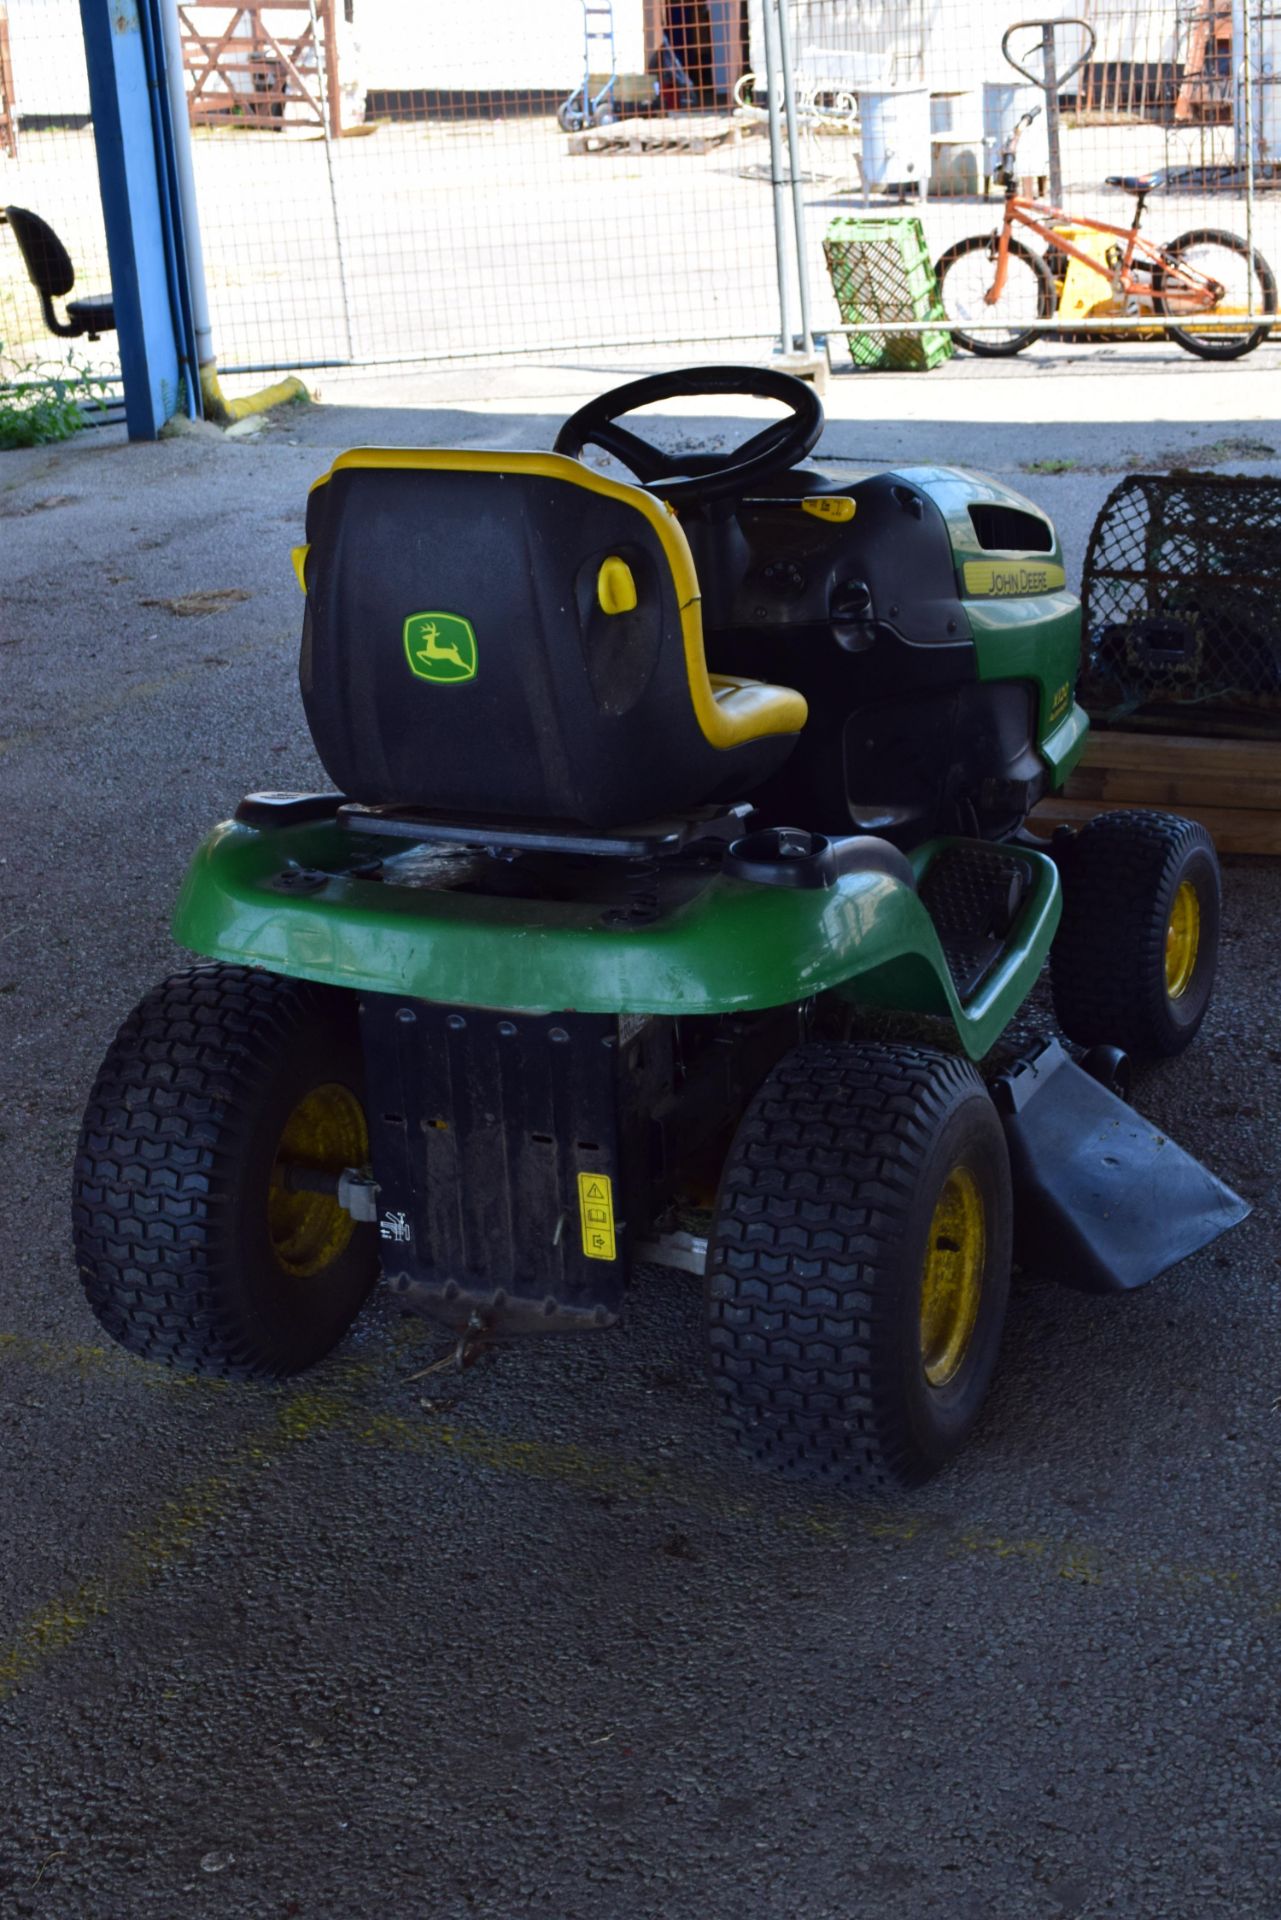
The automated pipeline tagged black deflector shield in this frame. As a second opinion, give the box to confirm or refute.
[995,1040,1249,1294]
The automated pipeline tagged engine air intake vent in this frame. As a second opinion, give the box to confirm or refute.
[969,503,1054,552]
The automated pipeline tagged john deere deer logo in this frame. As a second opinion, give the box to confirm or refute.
[403,611,477,684]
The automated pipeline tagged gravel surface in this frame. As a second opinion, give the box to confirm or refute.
[2,368,1278,1919]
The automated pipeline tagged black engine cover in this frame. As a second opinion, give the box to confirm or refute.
[360,997,627,1331]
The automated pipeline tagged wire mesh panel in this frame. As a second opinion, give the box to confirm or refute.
[0,0,116,386]
[1080,474,1281,732]
[5,0,1281,390]
[785,0,1281,358]
[176,0,789,374]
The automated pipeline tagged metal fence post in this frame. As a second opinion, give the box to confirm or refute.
[760,0,794,354]
[1232,0,1249,169]
[1245,0,1256,311]
[1043,22,1063,204]
[306,0,355,358]
[775,0,813,358]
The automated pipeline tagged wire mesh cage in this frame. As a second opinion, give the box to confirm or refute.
[1080,473,1281,733]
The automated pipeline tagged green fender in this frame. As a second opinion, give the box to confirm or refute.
[173,821,1061,1061]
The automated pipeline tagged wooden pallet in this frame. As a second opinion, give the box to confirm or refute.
[1028,731,1281,856]
[566,115,749,156]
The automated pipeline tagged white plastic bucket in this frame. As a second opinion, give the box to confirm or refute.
[931,141,983,196]
[930,89,982,140]
[858,85,931,188]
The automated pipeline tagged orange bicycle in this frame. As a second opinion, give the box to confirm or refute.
[935,110,1277,360]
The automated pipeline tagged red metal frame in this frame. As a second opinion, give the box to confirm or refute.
[988,193,1225,315]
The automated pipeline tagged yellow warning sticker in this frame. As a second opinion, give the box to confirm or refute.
[577,1171,617,1262]
[802,496,857,524]
[963,559,1066,598]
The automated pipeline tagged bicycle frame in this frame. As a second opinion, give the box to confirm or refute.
[989,196,1228,316]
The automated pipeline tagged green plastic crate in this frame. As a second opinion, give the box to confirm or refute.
[823,215,953,372]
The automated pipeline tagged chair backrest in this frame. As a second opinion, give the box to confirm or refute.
[5,205,74,298]
[297,450,799,827]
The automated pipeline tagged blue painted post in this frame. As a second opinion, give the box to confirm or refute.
[78,0,186,439]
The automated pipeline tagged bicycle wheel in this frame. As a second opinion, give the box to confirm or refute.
[934,234,1057,356]
[1154,228,1277,360]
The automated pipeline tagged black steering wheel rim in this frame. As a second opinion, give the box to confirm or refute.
[552,365,824,504]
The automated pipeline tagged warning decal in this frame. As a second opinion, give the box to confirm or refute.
[577,1171,617,1262]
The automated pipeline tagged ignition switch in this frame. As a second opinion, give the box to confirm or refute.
[831,577,875,653]
[831,578,872,621]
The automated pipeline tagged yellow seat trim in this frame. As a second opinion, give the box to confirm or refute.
[308,447,807,751]
[708,673,808,741]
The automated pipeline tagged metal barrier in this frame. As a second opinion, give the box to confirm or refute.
[1,0,1279,386]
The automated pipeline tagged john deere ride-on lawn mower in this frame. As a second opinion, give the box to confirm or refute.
[72,368,1246,1492]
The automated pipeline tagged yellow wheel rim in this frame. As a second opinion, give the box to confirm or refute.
[919,1166,986,1389]
[1165,880,1201,1001]
[268,1083,369,1278]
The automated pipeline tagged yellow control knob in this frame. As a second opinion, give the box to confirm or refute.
[802,497,857,524]
[597,556,638,615]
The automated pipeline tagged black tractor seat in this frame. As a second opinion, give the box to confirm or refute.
[295,450,808,831]
[3,205,116,340]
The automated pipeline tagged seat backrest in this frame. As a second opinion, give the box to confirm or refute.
[5,206,74,298]
[297,450,798,827]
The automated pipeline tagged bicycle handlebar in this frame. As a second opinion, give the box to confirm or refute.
[998,104,1043,180]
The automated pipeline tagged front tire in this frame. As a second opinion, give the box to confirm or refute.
[934,233,1057,356]
[707,1043,1013,1492]
[1155,228,1276,360]
[72,965,379,1379]
[1050,810,1221,1056]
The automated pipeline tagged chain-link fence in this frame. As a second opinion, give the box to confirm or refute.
[0,0,118,395]
[2,0,1280,386]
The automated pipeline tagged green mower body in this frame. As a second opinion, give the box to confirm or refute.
[174,822,1061,1055]
[73,369,1242,1492]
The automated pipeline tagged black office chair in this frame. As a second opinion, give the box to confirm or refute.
[3,205,115,340]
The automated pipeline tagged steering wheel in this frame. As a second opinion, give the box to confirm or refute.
[553,365,824,505]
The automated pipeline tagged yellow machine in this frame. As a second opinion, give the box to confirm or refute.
[1050,223,1160,338]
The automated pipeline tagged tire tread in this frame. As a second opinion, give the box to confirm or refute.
[72,964,367,1380]
[707,1042,1000,1491]
[1049,809,1219,1054]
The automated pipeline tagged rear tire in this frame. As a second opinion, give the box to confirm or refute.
[1050,810,1221,1056]
[72,965,379,1379]
[1155,228,1276,360]
[707,1043,1012,1492]
[934,233,1057,356]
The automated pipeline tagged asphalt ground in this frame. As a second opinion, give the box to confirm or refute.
[2,355,1280,1918]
